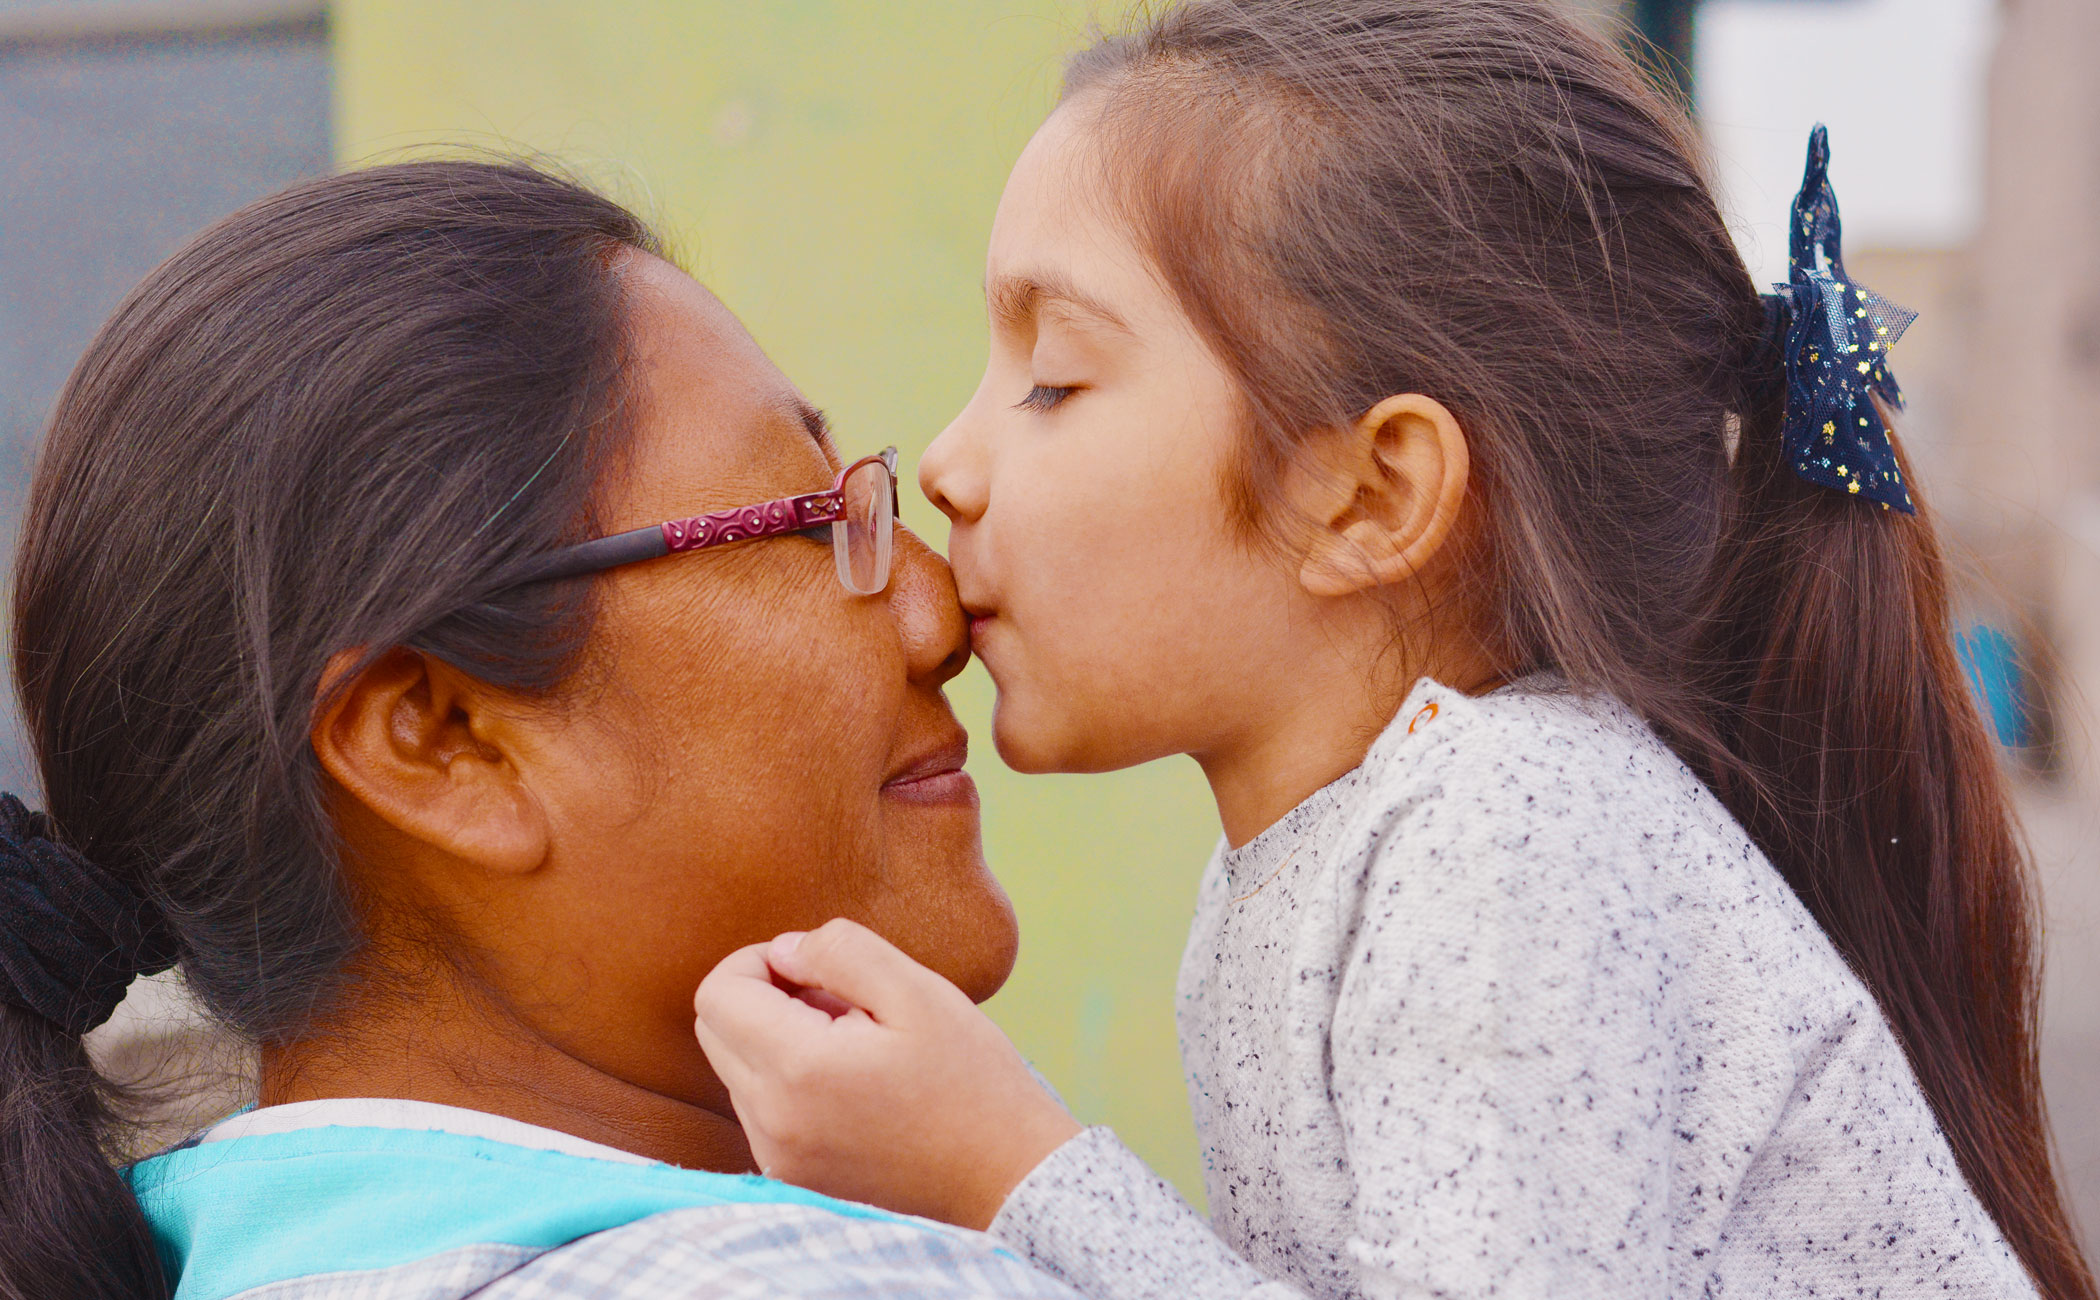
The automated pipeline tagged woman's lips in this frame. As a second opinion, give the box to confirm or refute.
[883,768,978,806]
[882,736,977,807]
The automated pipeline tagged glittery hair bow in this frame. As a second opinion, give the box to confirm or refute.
[1762,124,1917,513]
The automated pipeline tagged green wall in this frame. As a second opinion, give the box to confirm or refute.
[333,1,1219,1199]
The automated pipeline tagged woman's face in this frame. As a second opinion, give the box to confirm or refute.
[471,254,1016,1105]
[920,102,1307,776]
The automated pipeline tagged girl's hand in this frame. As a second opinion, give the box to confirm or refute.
[693,917,1083,1229]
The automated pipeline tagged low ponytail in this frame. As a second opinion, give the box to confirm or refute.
[1,796,180,1299]
[1696,405,2091,1299]
[0,1005,169,1299]
[1680,128,2094,1298]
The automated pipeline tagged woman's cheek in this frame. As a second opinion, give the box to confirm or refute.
[854,833,1015,1005]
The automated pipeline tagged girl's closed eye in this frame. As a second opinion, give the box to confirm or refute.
[1015,383,1076,413]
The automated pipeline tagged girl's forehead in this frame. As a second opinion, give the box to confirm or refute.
[990,106,1097,249]
[986,122,1183,342]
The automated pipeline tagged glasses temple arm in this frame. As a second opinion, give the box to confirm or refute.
[500,525,669,587]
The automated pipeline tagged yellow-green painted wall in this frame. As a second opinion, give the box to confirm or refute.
[332,1,1219,1199]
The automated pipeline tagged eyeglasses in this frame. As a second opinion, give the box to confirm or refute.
[508,447,899,594]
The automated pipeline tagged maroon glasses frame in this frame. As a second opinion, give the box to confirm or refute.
[507,447,899,589]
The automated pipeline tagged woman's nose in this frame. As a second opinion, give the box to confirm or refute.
[887,524,970,688]
[918,409,986,527]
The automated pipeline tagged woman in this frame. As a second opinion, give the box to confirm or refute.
[0,160,1071,1300]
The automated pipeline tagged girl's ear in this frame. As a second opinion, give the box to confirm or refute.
[1295,393,1471,599]
[310,647,550,878]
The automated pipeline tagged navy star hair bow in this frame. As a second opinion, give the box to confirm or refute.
[1764,124,1917,513]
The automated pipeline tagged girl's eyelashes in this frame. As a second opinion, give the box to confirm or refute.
[1015,384,1077,414]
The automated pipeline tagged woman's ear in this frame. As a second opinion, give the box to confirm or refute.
[1295,393,1471,599]
[310,647,550,878]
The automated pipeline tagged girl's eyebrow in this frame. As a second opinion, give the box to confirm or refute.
[986,270,1131,336]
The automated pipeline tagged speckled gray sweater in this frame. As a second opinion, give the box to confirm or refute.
[989,678,2036,1299]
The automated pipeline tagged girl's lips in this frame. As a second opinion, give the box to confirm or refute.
[967,613,995,653]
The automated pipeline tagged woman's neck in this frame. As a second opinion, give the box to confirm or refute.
[260,962,753,1173]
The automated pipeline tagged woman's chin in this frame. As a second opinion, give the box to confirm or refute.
[888,877,1019,1004]
[866,815,1017,1003]
[944,893,1020,1004]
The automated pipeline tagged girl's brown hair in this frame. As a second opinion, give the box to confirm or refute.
[1066,2,2094,1295]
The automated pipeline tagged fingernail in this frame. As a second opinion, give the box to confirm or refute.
[771,931,805,961]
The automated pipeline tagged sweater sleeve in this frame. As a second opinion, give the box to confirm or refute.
[1326,722,1679,1298]
[990,1126,1305,1300]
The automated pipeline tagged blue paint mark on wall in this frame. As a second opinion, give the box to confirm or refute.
[1956,624,2028,749]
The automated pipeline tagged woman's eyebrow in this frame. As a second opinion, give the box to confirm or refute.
[986,271,1131,336]
[782,396,836,454]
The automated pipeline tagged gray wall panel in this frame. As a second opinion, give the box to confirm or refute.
[0,25,329,793]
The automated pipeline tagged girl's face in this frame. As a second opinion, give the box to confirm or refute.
[922,104,1310,775]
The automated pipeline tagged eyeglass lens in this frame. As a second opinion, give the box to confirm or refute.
[834,458,894,594]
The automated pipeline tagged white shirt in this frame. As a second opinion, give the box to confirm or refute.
[991,678,2036,1299]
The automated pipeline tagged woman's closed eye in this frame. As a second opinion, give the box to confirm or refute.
[1015,384,1076,414]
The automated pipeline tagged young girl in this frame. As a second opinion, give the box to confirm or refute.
[693,1,2097,1297]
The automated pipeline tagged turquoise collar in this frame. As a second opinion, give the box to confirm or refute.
[127,1123,907,1299]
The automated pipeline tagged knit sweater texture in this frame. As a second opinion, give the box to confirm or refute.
[990,677,2036,1299]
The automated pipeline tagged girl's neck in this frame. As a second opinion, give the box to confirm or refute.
[259,962,753,1173]
[1198,637,1503,849]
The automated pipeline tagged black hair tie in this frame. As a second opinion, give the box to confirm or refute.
[0,794,178,1035]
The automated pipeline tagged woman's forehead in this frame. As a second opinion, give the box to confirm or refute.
[625,255,784,397]
[609,256,832,526]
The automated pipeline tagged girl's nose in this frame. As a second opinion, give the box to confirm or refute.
[919,412,987,527]
[886,523,970,688]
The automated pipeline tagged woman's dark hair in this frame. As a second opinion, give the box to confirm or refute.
[0,160,660,1300]
[1067,3,2094,1296]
